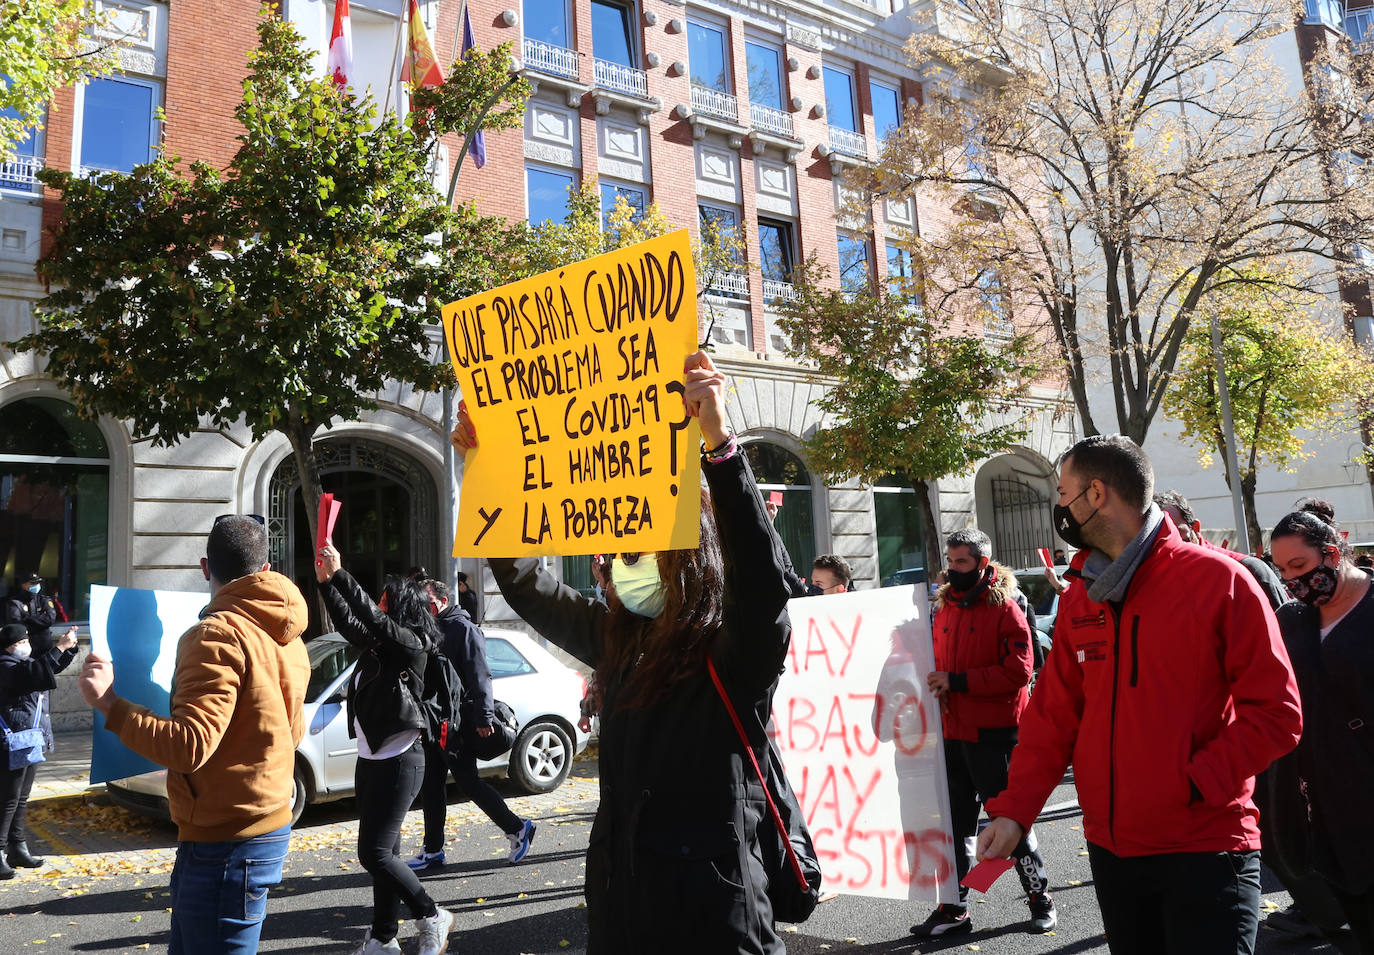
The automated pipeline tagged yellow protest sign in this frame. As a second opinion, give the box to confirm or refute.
[441,230,702,557]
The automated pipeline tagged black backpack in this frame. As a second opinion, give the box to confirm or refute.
[416,646,465,752]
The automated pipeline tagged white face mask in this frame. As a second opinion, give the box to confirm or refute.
[611,554,666,618]
[8,642,30,660]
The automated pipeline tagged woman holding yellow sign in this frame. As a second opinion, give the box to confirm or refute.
[452,350,800,954]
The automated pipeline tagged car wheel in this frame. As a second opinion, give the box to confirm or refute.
[290,764,310,827]
[509,720,572,794]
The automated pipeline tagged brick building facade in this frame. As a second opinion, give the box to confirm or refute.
[0,0,1075,646]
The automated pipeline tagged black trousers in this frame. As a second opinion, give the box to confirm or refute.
[355,742,437,942]
[1088,843,1261,955]
[0,761,38,851]
[944,737,1048,904]
[1330,882,1374,953]
[420,739,521,852]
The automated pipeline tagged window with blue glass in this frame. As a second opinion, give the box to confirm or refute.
[591,0,636,67]
[600,181,646,230]
[887,244,919,304]
[758,218,794,282]
[688,21,730,92]
[746,41,784,110]
[527,166,576,226]
[524,0,570,48]
[0,101,41,192]
[837,234,871,293]
[79,77,158,174]
[978,270,1007,321]
[823,66,857,132]
[871,80,902,141]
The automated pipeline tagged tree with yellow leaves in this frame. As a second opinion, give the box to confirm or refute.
[1164,264,1374,547]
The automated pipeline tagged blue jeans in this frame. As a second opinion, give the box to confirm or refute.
[169,824,291,955]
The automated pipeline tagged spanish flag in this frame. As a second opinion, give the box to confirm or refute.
[402,0,445,92]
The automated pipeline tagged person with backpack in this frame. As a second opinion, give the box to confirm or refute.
[406,577,536,871]
[315,548,455,955]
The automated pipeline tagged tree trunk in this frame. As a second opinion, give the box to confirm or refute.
[283,406,330,631]
[1241,471,1262,557]
[912,477,944,585]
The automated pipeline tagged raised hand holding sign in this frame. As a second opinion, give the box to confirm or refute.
[441,230,702,557]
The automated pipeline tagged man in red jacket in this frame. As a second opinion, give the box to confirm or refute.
[911,529,1054,938]
[977,435,1302,954]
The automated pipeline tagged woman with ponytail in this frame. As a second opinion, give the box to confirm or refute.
[1269,498,1374,950]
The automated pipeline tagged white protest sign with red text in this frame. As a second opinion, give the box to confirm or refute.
[771,585,959,903]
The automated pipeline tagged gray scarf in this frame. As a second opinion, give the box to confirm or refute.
[1081,504,1165,604]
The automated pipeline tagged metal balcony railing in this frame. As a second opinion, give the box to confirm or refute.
[593,58,649,97]
[749,103,794,138]
[762,278,798,303]
[706,270,749,298]
[522,37,580,80]
[1348,8,1374,51]
[0,156,43,192]
[827,125,868,159]
[690,84,739,122]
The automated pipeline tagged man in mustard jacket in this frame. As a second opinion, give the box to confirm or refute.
[79,515,310,955]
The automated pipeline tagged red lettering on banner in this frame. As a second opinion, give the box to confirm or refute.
[774,693,884,757]
[892,695,930,756]
[847,693,880,757]
[786,697,818,751]
[812,825,953,892]
[829,615,861,677]
[820,697,851,756]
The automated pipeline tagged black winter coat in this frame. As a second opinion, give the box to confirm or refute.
[4,592,57,653]
[0,644,78,752]
[320,570,428,752]
[1270,574,1374,893]
[436,606,494,727]
[490,452,794,955]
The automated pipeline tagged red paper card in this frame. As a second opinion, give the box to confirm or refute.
[768,491,784,507]
[316,493,341,553]
[1038,547,1052,568]
[961,857,1014,893]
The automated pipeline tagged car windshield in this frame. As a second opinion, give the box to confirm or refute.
[305,638,359,703]
[487,638,535,679]
[1016,573,1057,616]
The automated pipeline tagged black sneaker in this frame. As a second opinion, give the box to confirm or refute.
[1264,904,1323,939]
[1028,892,1057,932]
[910,904,972,937]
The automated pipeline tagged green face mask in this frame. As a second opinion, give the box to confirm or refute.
[612,554,665,618]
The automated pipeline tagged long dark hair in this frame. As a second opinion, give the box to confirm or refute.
[379,575,441,646]
[1271,497,1351,559]
[596,488,725,710]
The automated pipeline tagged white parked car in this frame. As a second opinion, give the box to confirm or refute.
[106,628,591,824]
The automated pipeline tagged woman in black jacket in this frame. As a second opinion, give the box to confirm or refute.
[451,350,795,954]
[314,556,455,955]
[1269,499,1374,950]
[0,622,78,878]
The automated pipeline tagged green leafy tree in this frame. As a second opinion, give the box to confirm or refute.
[1164,267,1374,547]
[777,258,1038,574]
[11,10,529,545]
[0,0,117,162]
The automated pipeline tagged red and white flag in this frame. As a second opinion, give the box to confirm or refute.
[402,0,445,92]
[327,0,354,90]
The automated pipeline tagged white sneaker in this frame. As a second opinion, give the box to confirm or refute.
[348,931,402,955]
[415,906,455,955]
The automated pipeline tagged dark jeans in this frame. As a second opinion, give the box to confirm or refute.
[1088,843,1261,954]
[1330,882,1374,953]
[0,761,38,850]
[420,739,521,851]
[944,737,1048,904]
[168,824,290,955]
[355,742,437,942]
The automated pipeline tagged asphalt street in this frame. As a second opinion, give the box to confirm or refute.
[0,761,1354,955]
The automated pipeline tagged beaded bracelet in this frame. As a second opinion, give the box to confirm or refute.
[703,432,738,464]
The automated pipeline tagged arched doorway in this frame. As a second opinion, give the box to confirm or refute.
[269,439,439,635]
[974,450,1057,569]
[0,396,110,622]
[742,440,816,578]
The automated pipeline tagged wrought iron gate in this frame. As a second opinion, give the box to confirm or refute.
[989,476,1053,568]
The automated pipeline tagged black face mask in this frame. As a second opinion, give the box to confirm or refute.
[1053,487,1099,550]
[1284,554,1340,607]
[946,566,983,593]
